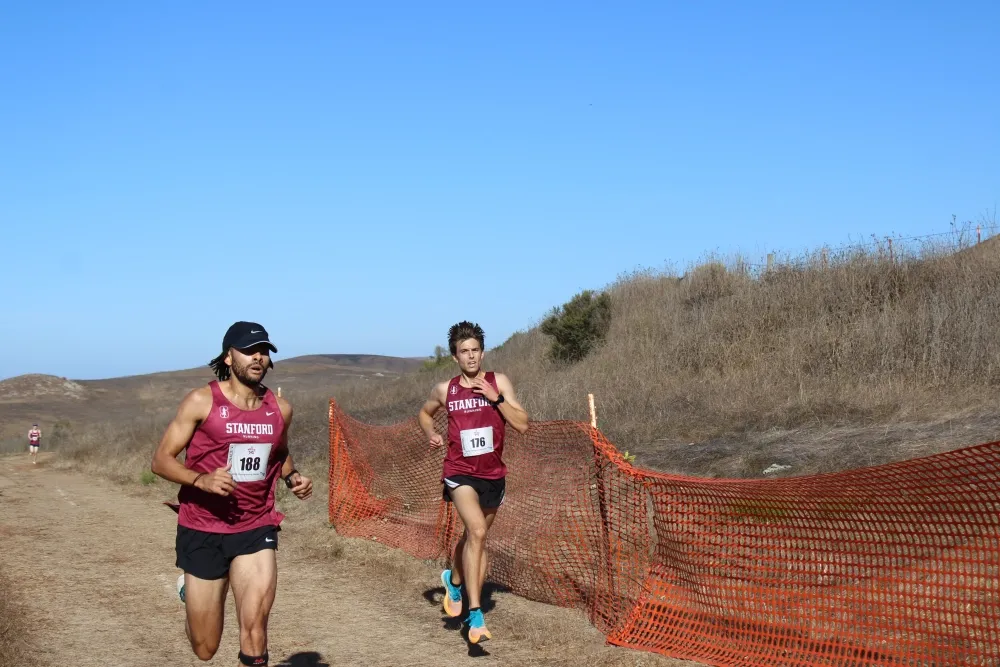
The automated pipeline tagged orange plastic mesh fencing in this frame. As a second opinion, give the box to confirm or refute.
[328,399,1000,666]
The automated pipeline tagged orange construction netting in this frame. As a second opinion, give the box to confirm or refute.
[327,399,1000,666]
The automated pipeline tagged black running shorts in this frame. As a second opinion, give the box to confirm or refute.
[175,525,279,580]
[442,475,506,509]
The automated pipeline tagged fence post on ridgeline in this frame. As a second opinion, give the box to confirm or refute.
[821,248,828,269]
[888,237,894,263]
[588,393,598,429]
[978,225,982,244]
[766,253,775,273]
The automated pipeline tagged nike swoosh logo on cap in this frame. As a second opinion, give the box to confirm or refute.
[250,330,263,334]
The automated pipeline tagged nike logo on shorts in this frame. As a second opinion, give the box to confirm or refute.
[265,537,274,543]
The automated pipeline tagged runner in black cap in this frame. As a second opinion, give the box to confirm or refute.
[152,321,312,666]
[209,321,279,375]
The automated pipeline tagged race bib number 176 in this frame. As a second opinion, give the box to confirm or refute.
[227,442,272,483]
[460,427,494,458]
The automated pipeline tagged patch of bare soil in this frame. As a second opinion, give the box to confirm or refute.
[0,454,696,666]
[0,567,36,667]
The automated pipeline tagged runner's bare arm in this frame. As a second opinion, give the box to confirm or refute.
[276,397,312,499]
[151,387,235,495]
[419,381,448,448]
[493,373,529,433]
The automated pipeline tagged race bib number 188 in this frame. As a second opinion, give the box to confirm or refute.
[460,427,494,458]
[227,442,272,483]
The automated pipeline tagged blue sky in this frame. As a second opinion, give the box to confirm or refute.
[1,1,997,380]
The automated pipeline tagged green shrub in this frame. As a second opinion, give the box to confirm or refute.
[540,290,612,362]
[140,469,157,485]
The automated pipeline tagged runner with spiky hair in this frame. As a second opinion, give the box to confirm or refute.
[418,320,530,644]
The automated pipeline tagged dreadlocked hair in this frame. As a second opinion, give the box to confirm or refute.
[209,352,231,381]
[448,321,485,356]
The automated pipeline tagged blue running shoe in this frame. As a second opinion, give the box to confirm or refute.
[177,574,186,603]
[465,608,491,644]
[441,569,463,617]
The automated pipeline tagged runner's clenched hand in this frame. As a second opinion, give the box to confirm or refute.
[470,377,499,403]
[196,463,236,496]
[428,432,444,449]
[288,472,313,500]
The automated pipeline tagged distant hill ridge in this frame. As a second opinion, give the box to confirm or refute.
[0,353,426,443]
[0,353,426,388]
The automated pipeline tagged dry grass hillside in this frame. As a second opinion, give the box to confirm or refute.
[332,233,1000,478]
[10,233,1000,482]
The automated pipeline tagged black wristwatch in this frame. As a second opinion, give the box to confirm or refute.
[490,394,505,407]
[283,469,299,488]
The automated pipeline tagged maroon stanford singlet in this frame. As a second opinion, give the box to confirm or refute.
[177,381,288,533]
[442,372,507,480]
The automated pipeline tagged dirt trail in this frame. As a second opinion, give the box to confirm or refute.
[0,455,694,667]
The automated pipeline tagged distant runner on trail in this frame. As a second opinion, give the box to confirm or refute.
[151,321,313,666]
[418,321,529,644]
[28,423,41,464]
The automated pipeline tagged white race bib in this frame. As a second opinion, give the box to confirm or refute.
[227,442,272,483]
[460,427,494,458]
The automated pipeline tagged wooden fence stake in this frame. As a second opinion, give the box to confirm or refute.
[588,393,597,429]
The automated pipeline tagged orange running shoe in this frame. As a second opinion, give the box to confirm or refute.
[465,609,491,644]
[441,569,463,618]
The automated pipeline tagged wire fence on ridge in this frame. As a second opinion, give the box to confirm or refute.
[328,399,1000,667]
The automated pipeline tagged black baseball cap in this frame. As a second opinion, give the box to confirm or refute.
[220,321,278,354]
[209,321,278,370]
